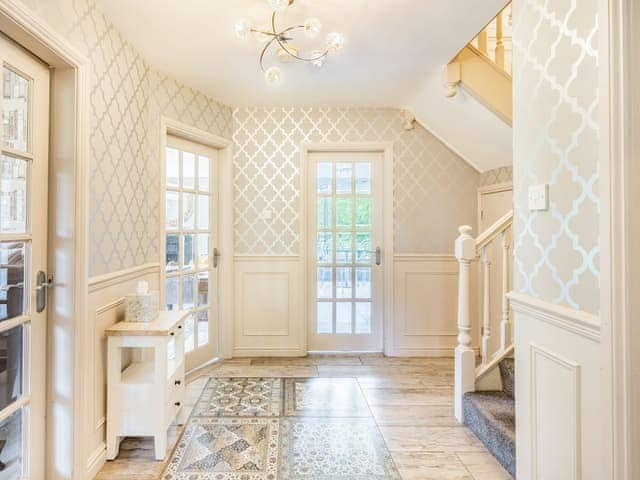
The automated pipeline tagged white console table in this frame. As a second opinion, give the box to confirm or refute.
[105,310,188,460]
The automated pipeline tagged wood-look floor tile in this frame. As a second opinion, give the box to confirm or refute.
[370,405,458,426]
[380,426,485,453]
[357,374,453,389]
[362,387,454,406]
[392,452,474,480]
[317,364,440,377]
[208,365,318,378]
[456,452,513,479]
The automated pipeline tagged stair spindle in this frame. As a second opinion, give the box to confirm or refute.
[500,229,512,350]
[495,11,505,68]
[481,246,491,365]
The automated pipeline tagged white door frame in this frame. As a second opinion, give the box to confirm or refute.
[0,1,91,478]
[301,142,394,355]
[477,182,512,231]
[159,117,234,363]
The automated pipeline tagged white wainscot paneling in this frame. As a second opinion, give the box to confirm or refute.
[85,263,160,478]
[234,256,304,356]
[392,255,477,356]
[510,293,602,480]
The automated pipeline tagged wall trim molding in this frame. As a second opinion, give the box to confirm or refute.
[88,263,160,293]
[393,253,456,262]
[85,442,106,480]
[508,292,600,342]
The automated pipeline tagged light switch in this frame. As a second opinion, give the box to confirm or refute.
[528,184,549,211]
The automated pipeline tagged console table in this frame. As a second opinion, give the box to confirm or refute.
[105,310,188,460]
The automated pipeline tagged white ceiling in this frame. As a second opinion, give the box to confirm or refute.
[95,0,507,108]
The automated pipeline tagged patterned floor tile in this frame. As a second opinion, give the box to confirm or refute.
[284,378,370,417]
[192,378,282,417]
[162,417,279,480]
[279,417,401,479]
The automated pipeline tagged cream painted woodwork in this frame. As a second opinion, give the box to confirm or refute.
[233,256,304,357]
[0,34,49,480]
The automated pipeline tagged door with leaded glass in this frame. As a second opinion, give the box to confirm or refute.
[162,135,219,371]
[308,151,383,351]
[0,35,50,479]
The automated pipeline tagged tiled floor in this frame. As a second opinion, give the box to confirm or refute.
[96,356,512,480]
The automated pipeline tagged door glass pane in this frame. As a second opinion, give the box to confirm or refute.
[355,197,371,228]
[197,310,209,347]
[185,314,195,352]
[355,268,372,299]
[182,152,195,189]
[355,233,372,264]
[355,303,371,334]
[182,193,195,230]
[336,267,352,298]
[182,275,195,310]
[183,234,195,271]
[335,163,352,194]
[0,408,22,478]
[316,267,332,299]
[336,233,352,263]
[166,148,179,187]
[0,242,24,322]
[355,163,371,194]
[317,163,332,194]
[165,277,179,310]
[2,67,28,152]
[0,156,27,234]
[165,191,179,230]
[317,302,332,334]
[336,302,352,334]
[317,198,331,229]
[316,232,332,263]
[335,197,352,227]
[197,234,209,269]
[165,234,179,272]
[0,325,23,411]
[198,156,210,191]
[197,272,209,307]
[197,195,209,230]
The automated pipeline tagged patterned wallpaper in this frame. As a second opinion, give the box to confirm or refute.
[233,108,479,255]
[512,0,600,314]
[479,166,513,187]
[20,0,233,276]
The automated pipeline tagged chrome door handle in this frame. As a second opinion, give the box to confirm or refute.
[36,271,54,313]
[213,248,220,268]
[374,247,381,266]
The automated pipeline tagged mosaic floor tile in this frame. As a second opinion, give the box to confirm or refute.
[192,378,282,417]
[162,417,279,480]
[284,378,370,417]
[279,417,401,479]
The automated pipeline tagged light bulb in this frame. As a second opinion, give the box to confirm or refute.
[234,18,251,39]
[265,66,282,86]
[267,0,290,11]
[311,50,326,68]
[304,18,322,38]
[326,32,345,53]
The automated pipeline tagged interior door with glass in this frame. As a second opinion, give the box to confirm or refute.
[163,135,219,371]
[0,35,50,479]
[308,151,383,351]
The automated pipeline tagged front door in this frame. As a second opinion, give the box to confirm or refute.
[0,35,50,479]
[308,151,383,351]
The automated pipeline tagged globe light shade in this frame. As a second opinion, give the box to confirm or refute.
[326,32,345,53]
[265,66,282,86]
[234,18,251,39]
[304,18,322,38]
[311,50,326,68]
[267,0,291,11]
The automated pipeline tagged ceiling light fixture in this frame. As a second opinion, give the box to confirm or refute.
[235,0,345,86]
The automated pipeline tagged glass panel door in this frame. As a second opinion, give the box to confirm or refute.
[163,135,218,371]
[308,151,383,351]
[0,35,50,479]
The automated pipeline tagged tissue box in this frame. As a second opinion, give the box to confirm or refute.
[125,291,159,323]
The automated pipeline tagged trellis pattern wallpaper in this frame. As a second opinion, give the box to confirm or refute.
[233,107,479,255]
[479,166,513,187]
[21,0,233,276]
[512,0,600,314]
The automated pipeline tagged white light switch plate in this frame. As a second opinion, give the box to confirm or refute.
[528,184,549,211]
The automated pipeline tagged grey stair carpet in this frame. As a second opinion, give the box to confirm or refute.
[463,357,516,477]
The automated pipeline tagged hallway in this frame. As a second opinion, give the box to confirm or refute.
[96,356,511,479]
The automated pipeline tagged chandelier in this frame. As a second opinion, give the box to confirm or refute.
[235,0,345,86]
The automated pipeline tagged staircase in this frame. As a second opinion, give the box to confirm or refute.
[454,211,515,477]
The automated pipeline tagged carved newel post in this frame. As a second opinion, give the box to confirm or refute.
[455,225,476,422]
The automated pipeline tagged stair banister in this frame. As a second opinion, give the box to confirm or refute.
[454,225,476,422]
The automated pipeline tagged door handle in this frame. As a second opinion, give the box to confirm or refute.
[374,247,381,266]
[35,271,54,313]
[213,248,220,268]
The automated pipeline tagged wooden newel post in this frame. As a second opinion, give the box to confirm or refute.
[455,225,476,423]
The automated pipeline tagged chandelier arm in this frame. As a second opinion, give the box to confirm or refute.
[259,36,280,72]
[271,11,327,62]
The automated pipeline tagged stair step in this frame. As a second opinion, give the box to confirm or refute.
[499,358,515,399]
[463,391,515,477]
